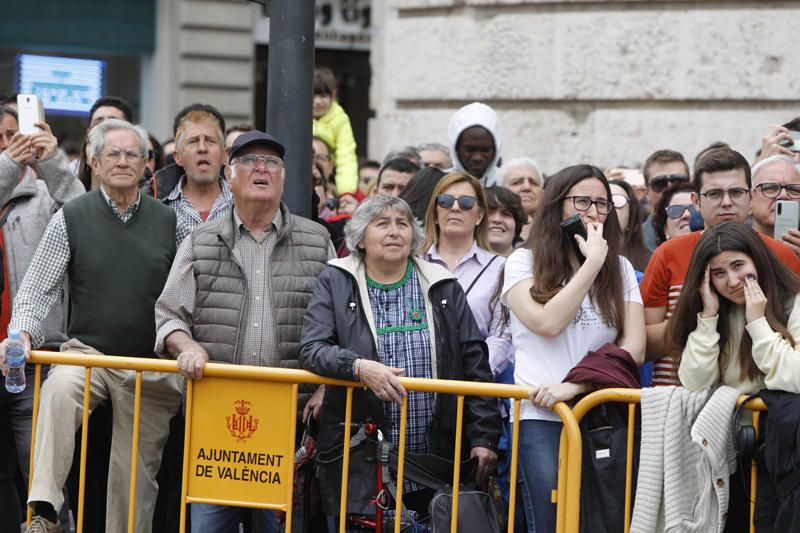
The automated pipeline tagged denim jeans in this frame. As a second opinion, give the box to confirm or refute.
[517,419,562,533]
[191,504,281,533]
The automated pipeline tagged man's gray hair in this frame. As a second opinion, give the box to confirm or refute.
[751,154,800,181]
[382,146,422,167]
[500,157,544,187]
[417,142,450,157]
[344,195,424,258]
[88,119,148,160]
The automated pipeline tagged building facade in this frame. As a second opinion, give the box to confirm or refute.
[369,1,800,172]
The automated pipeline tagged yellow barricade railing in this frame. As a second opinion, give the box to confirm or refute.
[555,388,767,533]
[26,350,572,533]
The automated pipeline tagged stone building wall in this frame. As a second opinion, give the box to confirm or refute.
[141,0,257,140]
[369,1,800,173]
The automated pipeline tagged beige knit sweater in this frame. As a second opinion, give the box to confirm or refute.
[629,385,740,533]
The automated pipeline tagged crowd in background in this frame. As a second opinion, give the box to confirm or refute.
[1,63,800,533]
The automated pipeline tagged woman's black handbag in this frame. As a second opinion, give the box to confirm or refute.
[579,403,640,533]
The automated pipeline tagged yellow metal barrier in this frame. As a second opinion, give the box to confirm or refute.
[26,350,571,533]
[555,388,767,533]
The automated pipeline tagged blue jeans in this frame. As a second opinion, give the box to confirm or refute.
[190,504,281,533]
[518,419,561,533]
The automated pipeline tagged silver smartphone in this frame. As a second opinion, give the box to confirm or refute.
[774,200,800,240]
[16,94,44,135]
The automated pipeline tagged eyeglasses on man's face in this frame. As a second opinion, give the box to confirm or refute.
[102,150,144,163]
[565,195,613,215]
[235,155,284,172]
[698,187,749,204]
[649,174,689,193]
[754,182,800,199]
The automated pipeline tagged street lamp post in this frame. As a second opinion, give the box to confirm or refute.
[263,0,315,218]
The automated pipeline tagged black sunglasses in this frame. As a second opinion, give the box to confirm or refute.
[437,194,477,210]
[649,174,689,193]
[665,204,693,219]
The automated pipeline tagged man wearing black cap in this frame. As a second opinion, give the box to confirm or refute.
[154,130,333,532]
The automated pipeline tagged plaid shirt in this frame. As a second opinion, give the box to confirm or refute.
[367,263,435,469]
[10,188,184,347]
[164,175,232,235]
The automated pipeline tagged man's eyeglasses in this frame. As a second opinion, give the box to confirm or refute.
[102,150,144,163]
[611,194,629,209]
[235,155,284,172]
[649,174,689,193]
[565,196,613,215]
[754,182,800,199]
[437,194,477,210]
[699,187,749,204]
[665,204,694,219]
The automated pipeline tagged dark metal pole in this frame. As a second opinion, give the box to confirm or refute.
[266,0,314,218]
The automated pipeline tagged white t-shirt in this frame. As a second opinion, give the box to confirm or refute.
[501,249,642,422]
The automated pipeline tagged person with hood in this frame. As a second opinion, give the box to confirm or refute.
[447,102,503,187]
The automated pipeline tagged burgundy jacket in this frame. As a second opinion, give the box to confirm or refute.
[563,342,641,389]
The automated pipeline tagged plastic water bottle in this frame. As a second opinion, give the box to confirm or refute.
[5,328,26,393]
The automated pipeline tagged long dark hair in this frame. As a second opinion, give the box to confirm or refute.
[667,222,800,382]
[526,164,626,332]
[609,179,649,271]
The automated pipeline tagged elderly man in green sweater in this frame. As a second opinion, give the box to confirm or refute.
[0,119,186,533]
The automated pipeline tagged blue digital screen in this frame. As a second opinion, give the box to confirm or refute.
[16,54,105,116]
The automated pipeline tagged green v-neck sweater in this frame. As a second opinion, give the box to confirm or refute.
[62,189,177,356]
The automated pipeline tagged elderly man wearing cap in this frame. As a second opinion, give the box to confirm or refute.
[154,130,334,532]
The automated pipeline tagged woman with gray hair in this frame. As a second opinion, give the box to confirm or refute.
[299,195,500,525]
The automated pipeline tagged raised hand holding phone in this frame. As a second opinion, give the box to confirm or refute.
[699,266,719,318]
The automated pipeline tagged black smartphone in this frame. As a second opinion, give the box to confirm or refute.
[560,214,588,264]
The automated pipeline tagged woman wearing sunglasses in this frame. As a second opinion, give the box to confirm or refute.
[609,179,650,272]
[421,172,510,379]
[502,164,645,533]
[651,183,697,247]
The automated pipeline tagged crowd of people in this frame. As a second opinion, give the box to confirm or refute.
[1,64,800,533]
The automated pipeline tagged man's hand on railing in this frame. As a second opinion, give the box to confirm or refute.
[166,330,210,380]
[303,384,325,421]
[470,446,498,488]
[0,331,31,376]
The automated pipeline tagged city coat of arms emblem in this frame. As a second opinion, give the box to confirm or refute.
[226,399,260,442]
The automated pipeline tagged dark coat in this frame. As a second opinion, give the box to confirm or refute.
[299,256,501,510]
[754,390,800,532]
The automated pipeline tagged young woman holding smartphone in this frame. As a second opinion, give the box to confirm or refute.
[502,164,645,532]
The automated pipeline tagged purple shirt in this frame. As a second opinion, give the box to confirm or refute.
[425,242,513,376]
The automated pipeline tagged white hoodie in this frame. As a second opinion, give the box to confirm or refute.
[447,102,503,186]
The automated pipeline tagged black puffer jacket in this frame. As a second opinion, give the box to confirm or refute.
[299,256,501,510]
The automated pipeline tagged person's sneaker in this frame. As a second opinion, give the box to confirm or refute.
[24,516,61,533]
